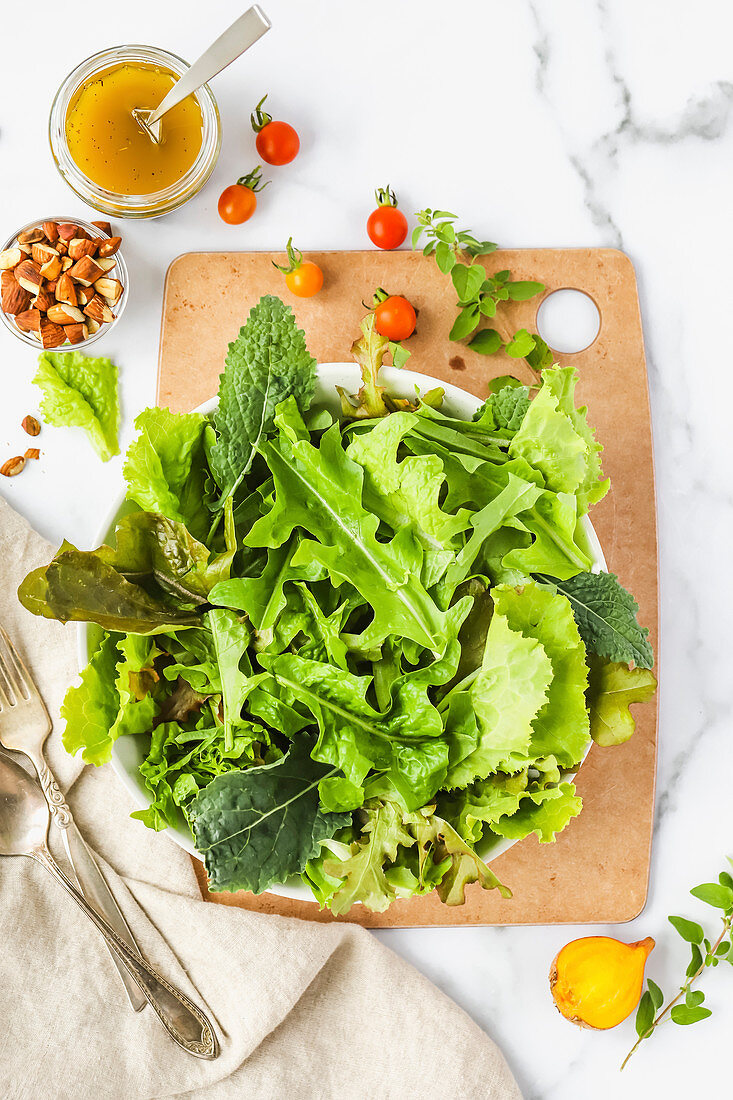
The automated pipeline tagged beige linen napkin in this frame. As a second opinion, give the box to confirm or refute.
[0,496,521,1100]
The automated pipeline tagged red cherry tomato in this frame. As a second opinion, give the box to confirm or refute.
[218,167,268,225]
[252,95,300,165]
[374,295,416,341]
[274,238,323,298]
[367,185,408,250]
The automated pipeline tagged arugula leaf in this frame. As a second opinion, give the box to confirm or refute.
[61,632,121,764]
[540,570,654,669]
[586,654,657,746]
[503,490,593,580]
[34,351,119,461]
[207,608,255,749]
[208,295,317,501]
[189,735,351,894]
[208,538,324,632]
[247,417,451,652]
[123,407,209,540]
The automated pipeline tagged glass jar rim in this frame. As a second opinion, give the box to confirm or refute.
[49,44,221,219]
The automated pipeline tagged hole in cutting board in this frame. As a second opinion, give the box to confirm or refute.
[536,289,600,354]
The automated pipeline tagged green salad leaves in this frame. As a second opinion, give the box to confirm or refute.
[19,295,656,914]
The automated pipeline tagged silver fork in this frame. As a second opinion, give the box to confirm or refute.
[0,625,147,1012]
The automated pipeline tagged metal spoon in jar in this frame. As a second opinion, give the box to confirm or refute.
[0,749,219,1059]
[133,5,271,144]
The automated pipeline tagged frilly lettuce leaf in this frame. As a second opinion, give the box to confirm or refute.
[491,781,582,843]
[446,610,552,787]
[494,582,590,768]
[34,351,119,461]
[61,632,121,764]
[123,407,209,540]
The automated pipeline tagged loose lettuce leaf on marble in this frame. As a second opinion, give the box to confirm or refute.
[189,735,351,894]
[208,295,317,501]
[538,569,654,670]
[34,351,120,461]
[123,407,209,540]
[586,654,657,746]
[61,632,121,764]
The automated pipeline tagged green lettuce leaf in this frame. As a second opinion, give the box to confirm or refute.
[109,634,160,743]
[586,654,657,746]
[538,570,654,669]
[491,782,582,843]
[446,609,552,787]
[189,735,351,893]
[61,632,121,764]
[123,407,209,540]
[494,582,590,767]
[208,295,317,501]
[508,367,608,512]
[34,351,119,461]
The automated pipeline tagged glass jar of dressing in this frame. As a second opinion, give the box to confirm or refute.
[49,45,221,219]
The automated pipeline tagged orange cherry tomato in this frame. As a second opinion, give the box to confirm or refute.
[218,167,268,225]
[374,295,416,341]
[252,95,300,166]
[367,185,408,250]
[274,238,323,297]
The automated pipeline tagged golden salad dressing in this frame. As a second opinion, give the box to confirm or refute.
[64,63,203,195]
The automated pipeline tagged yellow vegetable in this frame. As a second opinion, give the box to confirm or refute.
[549,935,655,1029]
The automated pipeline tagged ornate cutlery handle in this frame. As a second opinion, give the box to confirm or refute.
[35,846,219,1060]
[35,759,72,828]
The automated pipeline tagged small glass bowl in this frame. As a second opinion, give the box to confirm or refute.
[0,215,129,352]
[49,45,221,219]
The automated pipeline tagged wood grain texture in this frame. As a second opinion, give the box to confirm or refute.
[159,248,658,927]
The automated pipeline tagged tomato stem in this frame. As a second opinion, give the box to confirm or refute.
[272,236,304,274]
[236,166,269,192]
[375,184,398,208]
[251,94,273,133]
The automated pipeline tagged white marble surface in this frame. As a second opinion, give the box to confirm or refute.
[1,1,731,1096]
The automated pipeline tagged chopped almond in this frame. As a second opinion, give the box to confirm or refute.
[24,448,40,461]
[1,271,31,315]
[31,242,58,266]
[47,303,85,325]
[75,283,95,306]
[55,273,78,306]
[43,221,59,244]
[61,257,74,272]
[83,294,115,324]
[40,256,62,281]
[85,317,101,335]
[0,247,23,270]
[14,259,43,294]
[68,237,97,261]
[39,317,66,348]
[17,226,44,246]
[32,287,55,313]
[64,322,87,345]
[22,415,41,436]
[67,255,104,286]
[91,220,112,236]
[56,222,78,241]
[56,240,68,256]
[97,236,122,259]
[95,257,117,274]
[15,308,42,333]
[94,277,123,303]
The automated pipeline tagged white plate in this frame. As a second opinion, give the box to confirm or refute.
[79,363,606,904]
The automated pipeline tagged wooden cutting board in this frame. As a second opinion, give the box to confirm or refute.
[158,248,658,927]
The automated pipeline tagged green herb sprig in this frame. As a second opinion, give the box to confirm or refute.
[622,862,733,1069]
[412,209,548,369]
